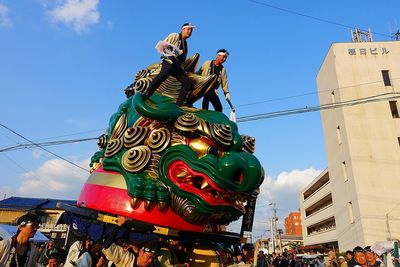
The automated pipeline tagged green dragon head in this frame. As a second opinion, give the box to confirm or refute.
[89,92,264,227]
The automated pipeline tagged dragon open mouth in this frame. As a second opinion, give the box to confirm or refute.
[167,160,247,213]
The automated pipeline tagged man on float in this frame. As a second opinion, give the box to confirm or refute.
[196,49,231,112]
[141,23,196,106]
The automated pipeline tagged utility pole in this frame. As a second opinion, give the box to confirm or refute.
[270,217,275,252]
[278,229,283,253]
[269,202,278,253]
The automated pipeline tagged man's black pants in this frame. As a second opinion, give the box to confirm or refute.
[142,58,191,105]
[202,91,223,112]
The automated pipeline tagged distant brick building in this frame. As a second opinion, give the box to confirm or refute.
[284,211,302,236]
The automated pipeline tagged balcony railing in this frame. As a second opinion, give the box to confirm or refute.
[303,181,330,202]
[39,222,68,232]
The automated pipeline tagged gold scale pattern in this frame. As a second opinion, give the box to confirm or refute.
[102,112,237,174]
[241,135,256,153]
[174,113,234,148]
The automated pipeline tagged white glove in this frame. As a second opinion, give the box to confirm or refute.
[225,93,231,101]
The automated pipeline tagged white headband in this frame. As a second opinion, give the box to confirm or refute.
[217,52,228,57]
[182,24,196,30]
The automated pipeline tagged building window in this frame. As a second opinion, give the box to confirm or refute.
[348,201,355,224]
[331,91,336,103]
[342,161,348,181]
[389,101,400,118]
[382,70,391,86]
[336,126,342,145]
[398,137,400,147]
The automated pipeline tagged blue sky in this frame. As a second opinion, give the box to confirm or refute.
[1,0,399,238]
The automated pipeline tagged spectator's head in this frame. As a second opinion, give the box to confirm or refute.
[48,239,55,249]
[16,213,41,238]
[328,250,336,261]
[364,246,376,265]
[47,254,60,267]
[353,247,367,266]
[338,256,346,264]
[346,250,354,260]
[137,242,159,267]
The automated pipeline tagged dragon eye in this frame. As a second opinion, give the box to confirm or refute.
[207,146,219,156]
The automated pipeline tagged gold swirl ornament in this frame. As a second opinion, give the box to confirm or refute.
[145,128,171,153]
[97,133,108,149]
[241,135,256,153]
[111,114,127,139]
[134,69,150,81]
[122,145,152,173]
[133,77,153,93]
[210,124,233,148]
[174,113,200,133]
[104,139,124,158]
[124,127,149,148]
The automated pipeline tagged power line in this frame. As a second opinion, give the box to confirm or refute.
[237,92,400,122]
[0,137,98,153]
[236,77,400,108]
[33,129,103,142]
[246,0,392,38]
[1,83,398,152]
[0,123,90,173]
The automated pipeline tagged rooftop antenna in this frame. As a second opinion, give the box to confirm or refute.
[389,21,400,41]
[351,28,373,42]
[393,30,400,41]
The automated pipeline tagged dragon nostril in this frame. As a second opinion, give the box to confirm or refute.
[233,170,243,184]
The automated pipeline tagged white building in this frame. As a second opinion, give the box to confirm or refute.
[300,39,400,251]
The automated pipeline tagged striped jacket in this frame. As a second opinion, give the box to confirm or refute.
[196,60,229,95]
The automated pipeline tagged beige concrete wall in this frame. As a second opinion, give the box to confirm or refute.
[316,41,400,250]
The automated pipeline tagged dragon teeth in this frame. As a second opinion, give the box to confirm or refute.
[177,171,188,178]
[200,180,209,189]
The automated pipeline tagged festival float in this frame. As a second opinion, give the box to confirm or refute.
[59,52,265,266]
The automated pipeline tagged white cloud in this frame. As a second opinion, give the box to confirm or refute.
[48,0,100,33]
[18,158,90,199]
[106,20,113,30]
[0,3,12,28]
[32,149,44,159]
[227,168,323,238]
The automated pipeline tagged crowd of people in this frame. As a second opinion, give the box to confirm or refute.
[2,214,399,267]
[0,214,258,267]
[256,245,395,267]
